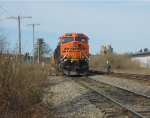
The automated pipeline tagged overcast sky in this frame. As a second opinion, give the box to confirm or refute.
[0,0,150,54]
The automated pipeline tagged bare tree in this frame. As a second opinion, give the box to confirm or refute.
[0,15,10,54]
[0,32,7,54]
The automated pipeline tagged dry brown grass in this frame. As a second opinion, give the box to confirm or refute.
[0,55,50,118]
[90,53,146,73]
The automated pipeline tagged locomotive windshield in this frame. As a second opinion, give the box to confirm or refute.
[75,37,88,44]
[62,37,74,44]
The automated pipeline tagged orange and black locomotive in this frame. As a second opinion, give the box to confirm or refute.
[50,33,89,75]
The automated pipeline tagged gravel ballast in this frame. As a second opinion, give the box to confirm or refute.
[42,75,149,117]
[44,76,104,118]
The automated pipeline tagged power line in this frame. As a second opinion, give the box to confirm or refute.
[7,16,32,62]
[27,24,40,63]
[0,6,33,54]
[0,6,42,63]
[0,6,14,18]
[0,6,31,27]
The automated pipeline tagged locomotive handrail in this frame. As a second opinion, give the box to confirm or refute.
[61,52,67,61]
[61,49,70,61]
[82,50,90,61]
[82,50,90,66]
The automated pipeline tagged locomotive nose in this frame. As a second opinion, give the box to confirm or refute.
[78,44,85,50]
[78,44,81,48]
[73,42,84,50]
[73,42,77,47]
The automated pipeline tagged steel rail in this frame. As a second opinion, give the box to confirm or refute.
[110,72,150,82]
[89,70,150,82]
[90,78,150,99]
[74,78,146,118]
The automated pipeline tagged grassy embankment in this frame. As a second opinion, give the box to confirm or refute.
[0,55,50,118]
[90,53,150,74]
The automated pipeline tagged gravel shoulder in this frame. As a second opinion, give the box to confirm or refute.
[43,76,104,118]
[91,75,150,96]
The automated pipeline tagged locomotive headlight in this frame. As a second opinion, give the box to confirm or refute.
[64,59,67,62]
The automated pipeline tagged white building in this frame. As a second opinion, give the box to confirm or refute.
[129,52,150,67]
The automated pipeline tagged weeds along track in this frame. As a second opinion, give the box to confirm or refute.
[71,76,150,118]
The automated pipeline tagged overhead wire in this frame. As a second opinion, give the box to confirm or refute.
[0,6,15,19]
[0,5,33,54]
[0,5,31,27]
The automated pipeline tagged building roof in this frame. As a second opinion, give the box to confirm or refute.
[129,51,150,58]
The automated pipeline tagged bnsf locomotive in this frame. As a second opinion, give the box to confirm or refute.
[50,33,89,75]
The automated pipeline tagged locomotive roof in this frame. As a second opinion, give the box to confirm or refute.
[60,33,88,38]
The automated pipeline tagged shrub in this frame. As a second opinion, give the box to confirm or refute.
[90,53,141,72]
[0,55,49,118]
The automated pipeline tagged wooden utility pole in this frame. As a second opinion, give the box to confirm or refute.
[27,24,40,63]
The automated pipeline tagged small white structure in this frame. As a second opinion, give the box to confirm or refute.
[129,52,150,67]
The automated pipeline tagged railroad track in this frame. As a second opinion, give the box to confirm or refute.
[89,70,150,83]
[72,76,150,118]
[110,72,150,82]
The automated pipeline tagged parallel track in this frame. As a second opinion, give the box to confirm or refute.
[110,72,150,83]
[89,70,150,83]
[72,76,150,118]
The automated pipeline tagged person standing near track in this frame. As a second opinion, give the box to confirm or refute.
[106,60,111,73]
